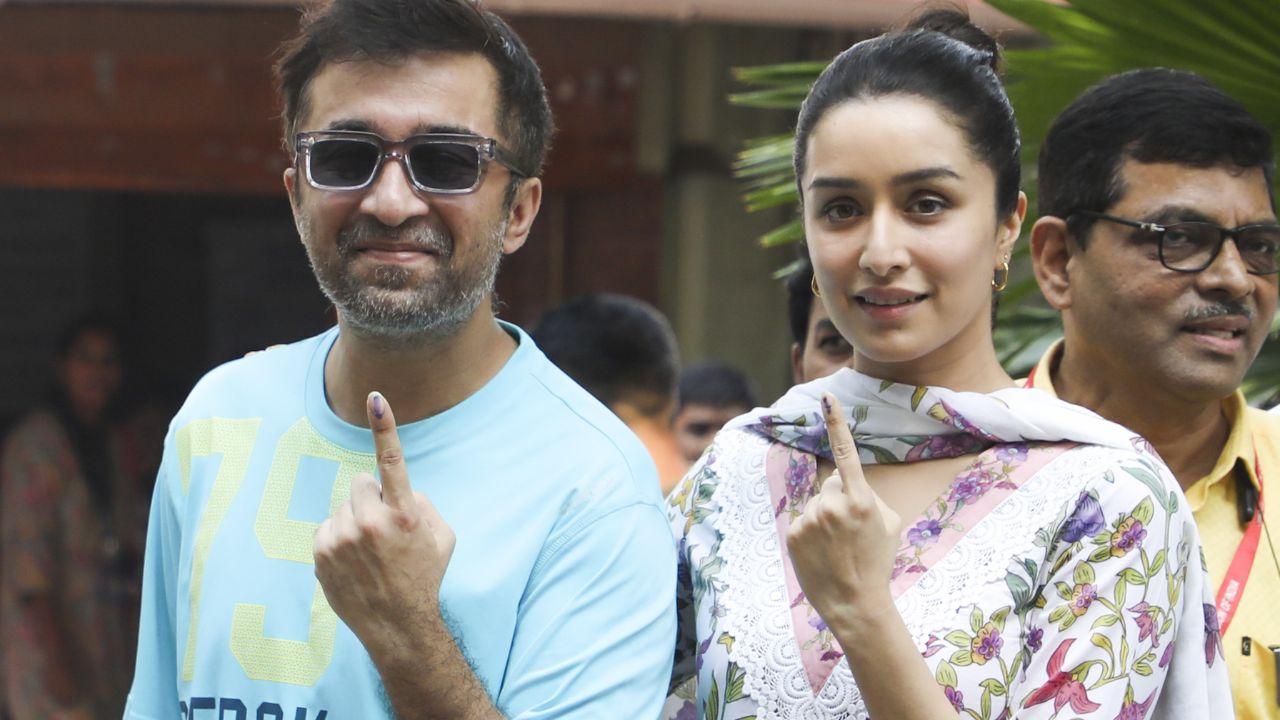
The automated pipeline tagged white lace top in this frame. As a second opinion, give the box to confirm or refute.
[665,417,1232,719]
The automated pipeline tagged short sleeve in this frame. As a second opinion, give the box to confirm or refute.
[1010,453,1233,719]
[123,434,184,720]
[495,501,677,719]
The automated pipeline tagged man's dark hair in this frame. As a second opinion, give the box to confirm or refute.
[1039,68,1275,245]
[532,294,680,417]
[677,362,758,414]
[785,255,816,347]
[275,0,554,184]
[794,7,1020,220]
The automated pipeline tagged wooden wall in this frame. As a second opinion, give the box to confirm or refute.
[0,5,650,194]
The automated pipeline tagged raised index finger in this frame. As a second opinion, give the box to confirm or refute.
[821,392,870,494]
[367,391,413,511]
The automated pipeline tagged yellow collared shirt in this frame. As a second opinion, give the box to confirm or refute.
[1028,340,1280,719]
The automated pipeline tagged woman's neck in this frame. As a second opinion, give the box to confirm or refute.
[853,320,1013,394]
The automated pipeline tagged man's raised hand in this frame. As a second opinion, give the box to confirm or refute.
[314,391,456,647]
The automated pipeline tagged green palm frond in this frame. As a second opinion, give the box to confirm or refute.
[728,0,1280,401]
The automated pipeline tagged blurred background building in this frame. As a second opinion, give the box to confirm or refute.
[0,0,1031,426]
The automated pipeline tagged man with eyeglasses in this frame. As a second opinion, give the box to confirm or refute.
[124,1,675,718]
[1028,68,1280,718]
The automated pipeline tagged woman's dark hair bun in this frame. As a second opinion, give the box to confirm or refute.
[901,5,1002,73]
[793,1,1021,220]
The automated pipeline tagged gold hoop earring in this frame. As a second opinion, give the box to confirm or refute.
[811,275,822,297]
[991,261,1010,292]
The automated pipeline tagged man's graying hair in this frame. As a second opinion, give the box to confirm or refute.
[275,0,554,183]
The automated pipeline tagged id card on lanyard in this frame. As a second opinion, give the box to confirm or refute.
[1214,450,1264,635]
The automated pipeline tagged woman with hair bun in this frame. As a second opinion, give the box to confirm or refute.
[665,9,1231,719]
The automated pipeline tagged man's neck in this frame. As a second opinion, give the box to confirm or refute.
[1053,344,1230,490]
[324,306,517,428]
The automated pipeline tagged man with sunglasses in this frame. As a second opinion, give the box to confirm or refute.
[125,1,675,718]
[1029,68,1280,718]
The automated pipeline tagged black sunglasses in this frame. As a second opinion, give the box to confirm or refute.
[295,130,525,194]
[1072,210,1280,275]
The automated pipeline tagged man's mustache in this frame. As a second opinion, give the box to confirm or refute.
[337,219,453,257]
[1184,301,1254,323]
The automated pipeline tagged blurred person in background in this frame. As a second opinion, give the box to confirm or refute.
[786,255,854,384]
[1027,68,1280,718]
[1,316,155,720]
[533,293,687,492]
[671,361,757,467]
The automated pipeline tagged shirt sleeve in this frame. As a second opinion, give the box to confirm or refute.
[495,500,677,719]
[1008,453,1233,719]
[123,435,183,720]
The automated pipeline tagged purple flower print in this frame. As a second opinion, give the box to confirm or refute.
[906,433,986,462]
[785,454,815,502]
[820,649,844,662]
[1069,583,1097,617]
[674,701,698,720]
[751,414,828,456]
[1061,492,1105,543]
[995,443,1028,464]
[931,400,1002,442]
[1203,603,1222,666]
[1109,517,1147,557]
[1027,626,1044,653]
[970,623,1004,664]
[1159,641,1175,668]
[890,554,912,581]
[948,469,993,504]
[1113,690,1156,720]
[808,613,829,633]
[907,518,945,548]
[695,635,712,672]
[1128,601,1160,648]
[944,686,965,711]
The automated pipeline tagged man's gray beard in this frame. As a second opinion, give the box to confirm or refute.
[301,214,505,346]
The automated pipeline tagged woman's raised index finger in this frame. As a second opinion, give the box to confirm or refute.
[367,391,414,510]
[821,392,868,494]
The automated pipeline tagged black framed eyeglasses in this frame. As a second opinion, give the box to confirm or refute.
[295,130,525,195]
[1072,210,1280,275]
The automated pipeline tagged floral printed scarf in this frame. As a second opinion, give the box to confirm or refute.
[724,368,1147,464]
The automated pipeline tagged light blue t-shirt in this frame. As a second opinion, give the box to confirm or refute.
[125,323,676,719]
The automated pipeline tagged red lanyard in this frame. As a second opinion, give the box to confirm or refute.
[1214,450,1264,636]
[1023,364,1039,389]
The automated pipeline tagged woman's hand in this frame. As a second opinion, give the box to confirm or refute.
[787,393,902,629]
